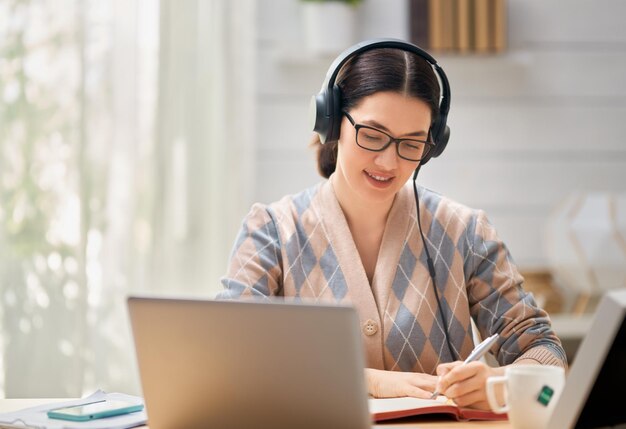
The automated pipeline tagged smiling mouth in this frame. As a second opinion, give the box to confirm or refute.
[364,170,394,182]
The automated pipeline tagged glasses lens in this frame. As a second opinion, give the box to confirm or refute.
[356,127,388,150]
[398,140,430,161]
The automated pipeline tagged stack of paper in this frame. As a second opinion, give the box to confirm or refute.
[0,390,146,429]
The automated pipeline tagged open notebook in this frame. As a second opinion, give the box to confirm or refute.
[369,396,507,422]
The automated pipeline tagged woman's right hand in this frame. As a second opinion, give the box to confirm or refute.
[365,368,439,399]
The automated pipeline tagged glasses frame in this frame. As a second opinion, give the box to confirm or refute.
[343,111,436,162]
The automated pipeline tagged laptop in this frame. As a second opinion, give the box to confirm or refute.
[548,289,626,428]
[128,297,372,429]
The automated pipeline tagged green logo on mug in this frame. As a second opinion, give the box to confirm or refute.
[537,385,554,406]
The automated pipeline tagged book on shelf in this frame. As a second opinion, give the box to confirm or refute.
[369,396,507,422]
[428,0,456,51]
[409,0,429,48]
[456,0,472,53]
[492,0,507,52]
[440,0,455,51]
[473,0,490,52]
[428,0,443,50]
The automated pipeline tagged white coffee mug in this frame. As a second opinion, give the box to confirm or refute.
[486,365,565,429]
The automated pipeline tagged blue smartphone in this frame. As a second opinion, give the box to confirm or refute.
[47,399,144,422]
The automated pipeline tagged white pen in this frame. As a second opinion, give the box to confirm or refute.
[429,333,500,399]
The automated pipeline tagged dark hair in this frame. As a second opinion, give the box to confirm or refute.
[312,48,441,179]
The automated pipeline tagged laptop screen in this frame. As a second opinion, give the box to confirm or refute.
[574,314,626,428]
[548,289,626,429]
[128,297,372,429]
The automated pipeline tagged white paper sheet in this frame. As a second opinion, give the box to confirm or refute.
[0,390,146,429]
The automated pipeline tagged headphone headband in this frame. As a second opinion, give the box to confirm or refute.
[311,38,451,164]
[321,39,438,101]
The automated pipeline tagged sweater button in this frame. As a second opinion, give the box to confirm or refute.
[363,319,378,336]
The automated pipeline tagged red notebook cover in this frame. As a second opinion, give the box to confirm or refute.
[369,397,508,422]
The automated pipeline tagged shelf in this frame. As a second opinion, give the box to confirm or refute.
[271,45,532,70]
[271,47,339,67]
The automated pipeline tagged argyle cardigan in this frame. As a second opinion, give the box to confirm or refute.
[219,177,567,373]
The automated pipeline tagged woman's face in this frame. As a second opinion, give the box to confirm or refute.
[334,91,432,208]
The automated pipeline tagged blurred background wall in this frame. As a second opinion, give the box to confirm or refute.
[255,0,626,269]
[0,0,625,398]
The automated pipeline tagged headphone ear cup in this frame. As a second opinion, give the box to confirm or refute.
[431,125,450,158]
[311,85,342,144]
[324,84,343,143]
[421,124,450,165]
[311,90,331,144]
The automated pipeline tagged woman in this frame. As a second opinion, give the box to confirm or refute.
[219,40,566,410]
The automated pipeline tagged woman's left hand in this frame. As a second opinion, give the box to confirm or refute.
[435,361,505,410]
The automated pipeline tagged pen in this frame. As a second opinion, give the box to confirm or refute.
[429,333,500,399]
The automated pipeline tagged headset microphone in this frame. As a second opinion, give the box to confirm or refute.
[413,166,459,361]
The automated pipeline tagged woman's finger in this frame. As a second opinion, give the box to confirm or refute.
[448,387,484,408]
[406,385,435,399]
[436,361,462,376]
[440,361,485,388]
[409,373,438,391]
[443,374,484,399]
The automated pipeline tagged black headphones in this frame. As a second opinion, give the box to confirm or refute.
[310,38,451,164]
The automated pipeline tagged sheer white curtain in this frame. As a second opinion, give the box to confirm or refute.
[0,0,255,397]
[151,0,256,297]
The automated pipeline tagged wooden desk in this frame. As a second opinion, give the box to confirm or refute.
[0,399,511,428]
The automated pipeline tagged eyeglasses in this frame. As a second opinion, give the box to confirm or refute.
[343,111,435,162]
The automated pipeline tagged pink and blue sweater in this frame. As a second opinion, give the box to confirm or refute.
[219,177,566,373]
